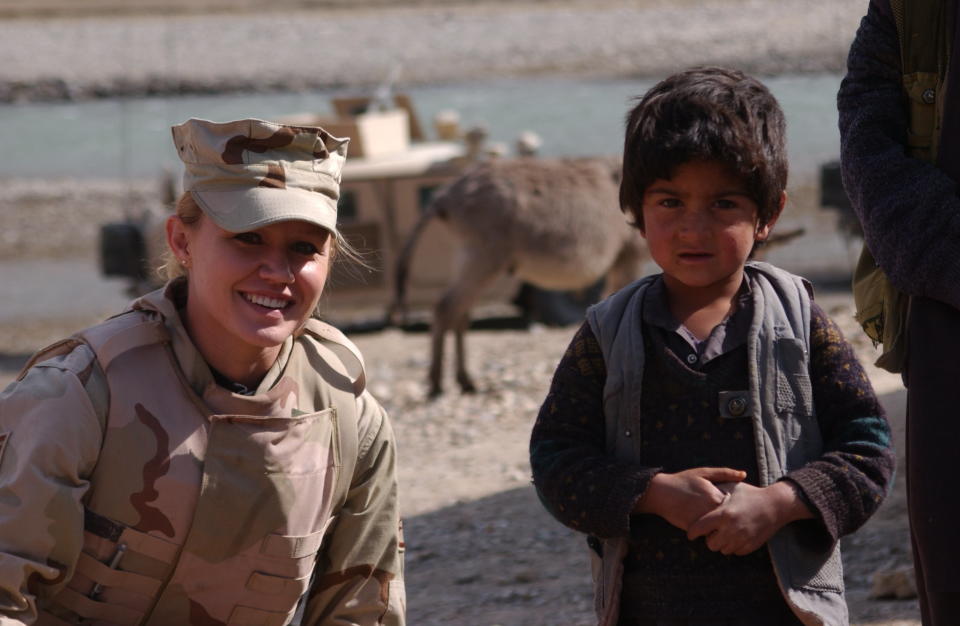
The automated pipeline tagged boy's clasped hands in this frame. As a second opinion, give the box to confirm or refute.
[633,467,814,556]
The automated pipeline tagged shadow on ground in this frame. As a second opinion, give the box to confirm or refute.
[405,486,595,626]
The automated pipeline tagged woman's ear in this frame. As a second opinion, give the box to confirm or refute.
[756,191,787,241]
[166,215,191,267]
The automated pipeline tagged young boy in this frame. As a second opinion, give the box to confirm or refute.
[529,67,895,626]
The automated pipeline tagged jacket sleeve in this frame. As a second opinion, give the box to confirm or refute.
[529,322,659,540]
[0,346,106,625]
[302,390,405,626]
[838,0,960,309]
[783,303,896,541]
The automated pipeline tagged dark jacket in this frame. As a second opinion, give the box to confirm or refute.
[837,0,960,310]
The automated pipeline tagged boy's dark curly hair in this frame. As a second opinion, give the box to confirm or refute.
[619,66,788,230]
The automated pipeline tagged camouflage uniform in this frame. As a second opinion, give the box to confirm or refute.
[0,280,405,625]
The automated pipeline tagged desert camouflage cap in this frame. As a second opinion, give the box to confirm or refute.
[172,118,348,234]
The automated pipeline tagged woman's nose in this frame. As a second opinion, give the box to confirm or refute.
[259,249,295,283]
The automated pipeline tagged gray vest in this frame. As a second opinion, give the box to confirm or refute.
[584,261,847,626]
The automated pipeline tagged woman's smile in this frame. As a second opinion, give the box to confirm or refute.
[241,291,294,311]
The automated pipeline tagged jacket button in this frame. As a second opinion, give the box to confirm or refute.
[686,353,697,364]
[727,396,747,417]
[624,429,632,437]
[922,88,936,104]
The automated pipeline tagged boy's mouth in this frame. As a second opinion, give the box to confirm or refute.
[677,252,713,261]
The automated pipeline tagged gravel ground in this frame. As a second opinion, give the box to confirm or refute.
[0,0,865,102]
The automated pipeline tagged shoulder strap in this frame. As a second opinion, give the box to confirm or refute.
[301,319,366,396]
[300,319,369,510]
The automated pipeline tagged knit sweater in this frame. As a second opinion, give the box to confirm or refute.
[529,296,894,549]
[838,0,960,310]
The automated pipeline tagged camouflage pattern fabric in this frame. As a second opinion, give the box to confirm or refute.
[172,118,348,236]
[0,280,404,625]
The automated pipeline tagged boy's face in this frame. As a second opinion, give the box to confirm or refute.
[640,159,780,294]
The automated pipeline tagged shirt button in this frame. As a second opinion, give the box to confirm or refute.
[686,353,697,364]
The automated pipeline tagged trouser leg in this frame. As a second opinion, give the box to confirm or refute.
[905,296,960,624]
[922,593,960,624]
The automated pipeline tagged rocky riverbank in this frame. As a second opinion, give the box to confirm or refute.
[0,0,865,103]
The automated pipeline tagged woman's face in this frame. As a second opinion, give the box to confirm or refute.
[169,213,332,360]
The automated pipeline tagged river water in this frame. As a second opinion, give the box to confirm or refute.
[0,73,854,328]
[0,73,843,179]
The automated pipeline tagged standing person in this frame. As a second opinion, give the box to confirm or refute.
[0,118,405,625]
[530,67,895,626]
[839,1,960,622]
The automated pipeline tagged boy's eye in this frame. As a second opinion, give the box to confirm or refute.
[234,232,262,244]
[659,198,681,208]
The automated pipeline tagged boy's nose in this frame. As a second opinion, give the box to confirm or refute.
[677,210,710,237]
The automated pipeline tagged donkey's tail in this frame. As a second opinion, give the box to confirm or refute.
[387,199,441,327]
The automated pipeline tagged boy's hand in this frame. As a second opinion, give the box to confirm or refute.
[633,467,746,531]
[686,480,814,555]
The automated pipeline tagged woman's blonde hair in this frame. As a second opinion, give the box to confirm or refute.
[160,193,366,282]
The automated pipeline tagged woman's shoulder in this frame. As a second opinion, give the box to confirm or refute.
[4,307,167,425]
[4,338,109,430]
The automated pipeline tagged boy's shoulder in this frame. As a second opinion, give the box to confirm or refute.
[587,273,660,322]
[744,261,814,298]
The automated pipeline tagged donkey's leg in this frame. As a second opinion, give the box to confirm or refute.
[451,254,507,394]
[454,312,476,393]
[428,296,451,398]
[430,252,505,396]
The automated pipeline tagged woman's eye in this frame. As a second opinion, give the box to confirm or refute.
[292,241,319,256]
[234,232,262,244]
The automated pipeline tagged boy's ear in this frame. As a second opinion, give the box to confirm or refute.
[756,191,787,241]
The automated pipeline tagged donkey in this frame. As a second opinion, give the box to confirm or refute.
[392,156,647,397]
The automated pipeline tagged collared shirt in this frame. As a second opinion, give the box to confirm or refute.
[641,276,753,368]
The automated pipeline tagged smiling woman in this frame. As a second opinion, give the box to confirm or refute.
[167,194,334,387]
[0,118,405,625]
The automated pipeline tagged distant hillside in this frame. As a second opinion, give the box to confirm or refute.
[0,0,630,19]
[0,0,863,102]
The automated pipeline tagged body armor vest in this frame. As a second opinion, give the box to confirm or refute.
[33,308,363,626]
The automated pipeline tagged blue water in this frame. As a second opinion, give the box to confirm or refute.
[0,73,842,181]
